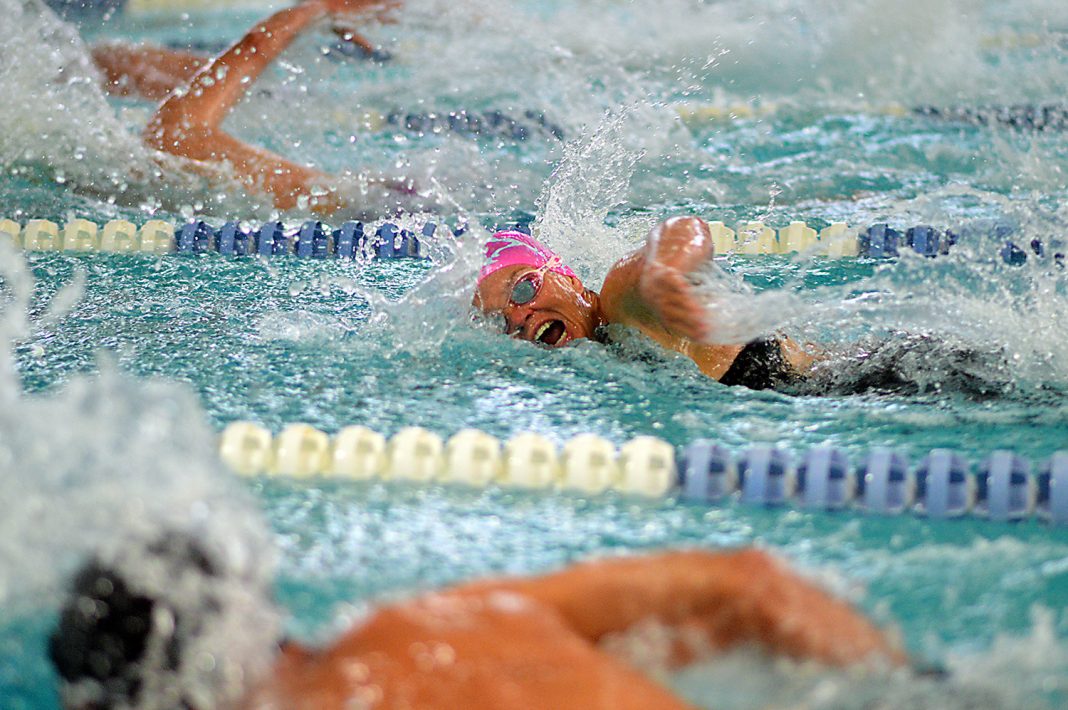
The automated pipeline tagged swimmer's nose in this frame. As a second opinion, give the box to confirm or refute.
[503,304,534,337]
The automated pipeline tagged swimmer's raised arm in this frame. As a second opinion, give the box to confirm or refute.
[451,548,904,668]
[600,216,715,342]
[599,217,747,378]
[143,0,400,212]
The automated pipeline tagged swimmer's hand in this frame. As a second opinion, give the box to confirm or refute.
[306,173,430,219]
[638,260,711,342]
[641,216,718,339]
[600,216,716,344]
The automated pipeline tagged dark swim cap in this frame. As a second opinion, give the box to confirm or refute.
[49,532,279,710]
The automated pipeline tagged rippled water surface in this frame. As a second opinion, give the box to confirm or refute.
[3,0,1068,708]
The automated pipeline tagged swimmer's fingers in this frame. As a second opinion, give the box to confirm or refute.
[641,264,711,342]
[687,551,907,668]
[373,0,402,24]
[649,216,716,274]
[646,286,709,342]
[658,292,710,342]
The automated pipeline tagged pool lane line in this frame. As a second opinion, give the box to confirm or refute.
[0,218,444,260]
[4,217,1059,263]
[678,101,1068,133]
[219,421,1068,525]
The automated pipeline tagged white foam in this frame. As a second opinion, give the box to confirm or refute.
[0,241,281,707]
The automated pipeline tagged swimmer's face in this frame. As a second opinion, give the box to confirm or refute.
[475,265,599,347]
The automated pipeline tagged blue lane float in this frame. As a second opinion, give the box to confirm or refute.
[216,221,250,256]
[380,109,566,142]
[860,222,1061,266]
[976,451,1034,522]
[915,449,973,518]
[173,219,436,260]
[296,221,330,259]
[796,447,853,510]
[713,445,1065,523]
[255,222,286,256]
[254,220,443,260]
[914,104,1068,132]
[677,440,737,502]
[905,225,941,256]
[334,221,364,259]
[860,224,900,258]
[177,220,213,254]
[1037,453,1068,524]
[738,447,794,506]
[856,449,913,515]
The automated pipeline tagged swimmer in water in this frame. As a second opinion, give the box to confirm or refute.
[475,216,819,390]
[86,4,990,394]
[88,0,424,216]
[51,531,904,709]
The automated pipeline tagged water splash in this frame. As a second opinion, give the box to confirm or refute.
[0,242,280,706]
[533,108,649,281]
[359,220,488,353]
[672,621,1068,710]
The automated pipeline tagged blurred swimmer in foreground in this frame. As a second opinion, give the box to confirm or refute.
[51,531,903,710]
[89,0,429,217]
[476,216,819,390]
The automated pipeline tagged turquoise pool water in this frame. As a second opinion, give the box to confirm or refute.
[3,0,1068,708]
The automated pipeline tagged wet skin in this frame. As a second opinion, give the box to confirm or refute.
[474,218,746,378]
[474,264,604,348]
[241,550,905,710]
[89,0,410,214]
[474,218,818,381]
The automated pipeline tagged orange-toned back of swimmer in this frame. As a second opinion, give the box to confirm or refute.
[247,550,902,710]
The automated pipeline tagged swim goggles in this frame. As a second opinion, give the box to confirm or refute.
[508,269,543,306]
[489,268,545,336]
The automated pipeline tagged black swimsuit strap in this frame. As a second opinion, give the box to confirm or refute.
[719,338,798,390]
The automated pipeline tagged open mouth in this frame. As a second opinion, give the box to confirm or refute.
[534,319,567,346]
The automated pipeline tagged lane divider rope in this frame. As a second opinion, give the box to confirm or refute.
[218,422,1068,525]
[4,217,1058,263]
[0,218,445,259]
[677,101,1068,133]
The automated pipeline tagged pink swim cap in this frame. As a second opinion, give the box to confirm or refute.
[478,231,577,284]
